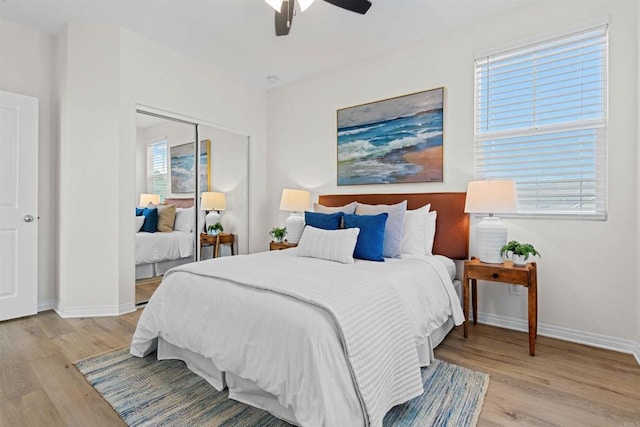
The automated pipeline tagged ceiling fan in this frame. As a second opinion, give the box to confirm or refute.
[265,0,372,36]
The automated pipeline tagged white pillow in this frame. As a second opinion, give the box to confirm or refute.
[314,201,357,215]
[401,204,430,255]
[400,205,437,255]
[135,216,145,233]
[296,226,359,264]
[424,210,437,256]
[355,200,407,258]
[174,207,195,233]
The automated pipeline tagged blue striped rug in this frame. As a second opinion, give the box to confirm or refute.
[75,348,488,426]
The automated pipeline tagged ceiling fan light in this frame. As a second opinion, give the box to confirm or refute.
[265,0,283,12]
[297,0,315,12]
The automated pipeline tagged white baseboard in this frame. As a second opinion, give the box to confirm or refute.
[37,300,56,312]
[475,311,640,366]
[54,301,137,318]
[632,342,640,365]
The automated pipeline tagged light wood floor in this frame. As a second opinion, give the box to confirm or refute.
[1,310,638,426]
[134,278,162,305]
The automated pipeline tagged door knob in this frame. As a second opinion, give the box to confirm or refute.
[24,215,34,223]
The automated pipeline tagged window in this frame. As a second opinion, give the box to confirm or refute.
[147,140,168,203]
[474,25,608,218]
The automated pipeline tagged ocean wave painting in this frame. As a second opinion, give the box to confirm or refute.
[337,87,444,185]
[170,140,210,193]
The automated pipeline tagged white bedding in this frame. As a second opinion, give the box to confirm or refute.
[135,230,194,265]
[131,250,463,427]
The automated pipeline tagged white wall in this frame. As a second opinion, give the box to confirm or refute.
[0,19,57,311]
[266,1,639,357]
[57,23,122,315]
[135,126,146,198]
[53,23,268,315]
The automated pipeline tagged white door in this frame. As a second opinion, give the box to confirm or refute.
[0,90,38,321]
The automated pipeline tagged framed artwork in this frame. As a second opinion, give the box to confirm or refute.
[170,139,210,193]
[337,87,444,185]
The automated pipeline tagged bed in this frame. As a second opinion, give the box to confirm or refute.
[131,193,469,426]
[135,198,198,280]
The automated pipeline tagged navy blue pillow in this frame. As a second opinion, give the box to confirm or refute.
[343,213,388,262]
[141,208,158,233]
[305,211,343,230]
[136,208,144,216]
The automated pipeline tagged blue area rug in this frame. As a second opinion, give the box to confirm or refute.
[75,347,488,426]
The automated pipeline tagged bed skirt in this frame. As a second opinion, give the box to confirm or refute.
[155,317,455,426]
[135,256,194,280]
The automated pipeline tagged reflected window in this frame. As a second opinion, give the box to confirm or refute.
[147,139,168,203]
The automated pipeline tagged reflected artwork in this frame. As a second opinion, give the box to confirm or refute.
[170,140,210,193]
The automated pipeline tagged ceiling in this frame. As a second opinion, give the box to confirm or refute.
[0,0,530,89]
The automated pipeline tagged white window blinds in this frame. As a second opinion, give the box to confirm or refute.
[147,140,168,203]
[474,24,608,218]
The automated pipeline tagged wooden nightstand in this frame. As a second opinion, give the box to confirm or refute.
[463,257,538,356]
[200,233,235,259]
[269,241,298,251]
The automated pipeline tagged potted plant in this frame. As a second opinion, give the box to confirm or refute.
[500,240,540,266]
[269,226,287,243]
[207,222,224,236]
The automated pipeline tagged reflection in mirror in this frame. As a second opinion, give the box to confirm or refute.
[134,112,197,306]
[197,125,249,259]
[133,111,250,307]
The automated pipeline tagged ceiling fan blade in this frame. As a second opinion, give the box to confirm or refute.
[275,0,295,36]
[323,0,372,14]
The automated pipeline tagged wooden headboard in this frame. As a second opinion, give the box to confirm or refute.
[164,198,194,208]
[318,193,469,260]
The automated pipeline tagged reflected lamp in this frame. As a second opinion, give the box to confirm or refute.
[202,192,227,231]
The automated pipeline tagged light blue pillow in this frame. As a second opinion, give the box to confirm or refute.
[355,200,407,258]
[304,211,343,230]
[343,213,388,262]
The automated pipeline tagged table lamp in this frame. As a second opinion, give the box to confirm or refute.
[201,191,226,231]
[139,193,160,207]
[464,180,517,263]
[279,188,311,244]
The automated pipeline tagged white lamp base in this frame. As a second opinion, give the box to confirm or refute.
[205,211,221,232]
[286,212,305,244]
[476,216,507,264]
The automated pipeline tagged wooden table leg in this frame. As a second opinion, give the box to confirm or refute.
[214,236,220,258]
[463,272,469,338]
[472,278,478,325]
[528,262,538,356]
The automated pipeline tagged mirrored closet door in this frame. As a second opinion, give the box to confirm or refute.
[134,110,250,306]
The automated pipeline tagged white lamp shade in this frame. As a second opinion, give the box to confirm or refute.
[265,0,283,11]
[279,189,310,212]
[298,0,315,11]
[139,193,160,206]
[464,180,517,214]
[201,192,226,211]
[265,0,315,12]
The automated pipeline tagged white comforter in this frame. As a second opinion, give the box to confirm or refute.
[135,231,194,265]
[131,250,464,427]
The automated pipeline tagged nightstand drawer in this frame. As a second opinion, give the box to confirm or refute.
[466,266,529,285]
